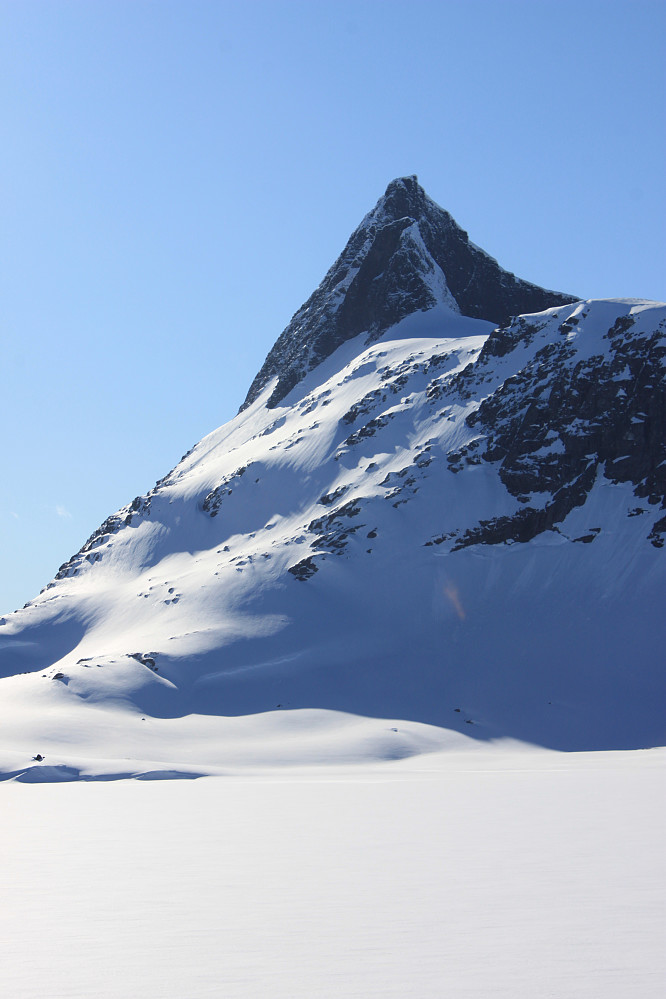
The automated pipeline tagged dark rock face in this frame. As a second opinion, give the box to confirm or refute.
[241,176,577,410]
[202,465,249,517]
[456,307,666,548]
[288,556,319,581]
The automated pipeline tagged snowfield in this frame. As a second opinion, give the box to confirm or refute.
[2,747,664,999]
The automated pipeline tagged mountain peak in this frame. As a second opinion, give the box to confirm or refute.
[386,174,419,189]
[241,180,578,410]
[377,174,426,215]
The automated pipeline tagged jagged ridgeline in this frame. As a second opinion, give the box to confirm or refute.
[241,176,577,409]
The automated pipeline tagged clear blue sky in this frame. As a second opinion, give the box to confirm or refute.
[1,0,665,613]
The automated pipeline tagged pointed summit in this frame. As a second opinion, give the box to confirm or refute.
[374,174,428,218]
[241,178,577,409]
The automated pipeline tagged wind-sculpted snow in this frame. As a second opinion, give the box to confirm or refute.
[242,176,576,408]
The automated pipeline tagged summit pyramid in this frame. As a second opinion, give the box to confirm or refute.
[243,176,577,408]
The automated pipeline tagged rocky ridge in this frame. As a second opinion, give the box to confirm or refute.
[241,176,577,409]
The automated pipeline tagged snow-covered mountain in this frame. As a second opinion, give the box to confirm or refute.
[1,178,664,780]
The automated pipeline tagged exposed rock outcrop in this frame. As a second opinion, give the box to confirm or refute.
[241,176,577,409]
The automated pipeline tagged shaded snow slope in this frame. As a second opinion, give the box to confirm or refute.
[242,176,577,408]
[1,297,664,779]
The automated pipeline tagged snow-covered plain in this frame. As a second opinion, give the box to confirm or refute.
[2,747,664,999]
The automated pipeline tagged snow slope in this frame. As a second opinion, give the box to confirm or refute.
[1,293,664,779]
